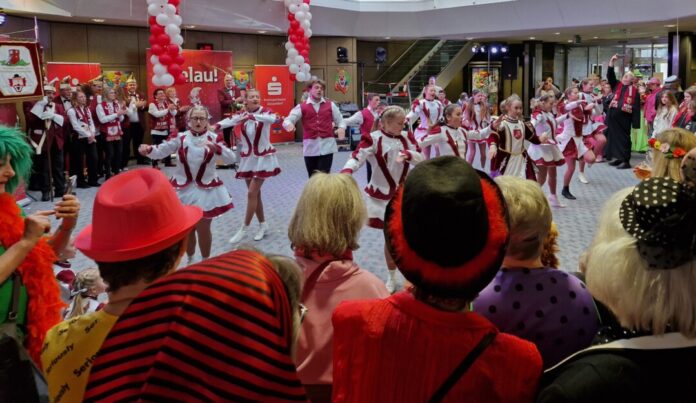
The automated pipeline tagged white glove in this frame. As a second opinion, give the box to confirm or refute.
[41,111,55,120]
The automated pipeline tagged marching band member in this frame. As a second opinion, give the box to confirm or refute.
[148,88,177,168]
[215,89,281,244]
[529,95,566,207]
[283,79,346,177]
[67,91,100,188]
[463,89,492,169]
[343,93,385,182]
[96,87,126,179]
[488,95,541,180]
[122,74,148,166]
[25,79,67,201]
[576,78,608,181]
[341,105,424,293]
[139,105,236,264]
[405,84,443,159]
[87,76,106,177]
[217,73,242,148]
[166,86,190,135]
[419,104,491,159]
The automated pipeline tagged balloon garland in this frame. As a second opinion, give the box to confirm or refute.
[147,0,186,87]
[284,0,312,82]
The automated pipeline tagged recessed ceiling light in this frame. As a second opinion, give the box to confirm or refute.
[92,19,105,23]
[664,24,676,28]
[529,36,535,40]
[184,25,196,29]
[385,36,391,39]
[257,30,267,34]
[554,32,560,35]
[593,36,599,39]
[466,37,474,40]
[567,39,573,43]
[653,35,660,39]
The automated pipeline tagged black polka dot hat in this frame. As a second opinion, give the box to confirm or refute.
[619,177,696,270]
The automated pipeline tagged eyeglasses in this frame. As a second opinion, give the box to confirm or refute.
[299,303,308,323]
[189,117,207,122]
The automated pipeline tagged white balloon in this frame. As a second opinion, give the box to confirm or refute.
[284,41,294,50]
[166,24,180,36]
[294,11,306,21]
[287,48,298,58]
[285,58,293,66]
[156,13,170,26]
[288,4,299,13]
[301,63,311,72]
[305,28,312,38]
[300,3,310,12]
[161,73,175,87]
[152,75,163,86]
[164,4,177,16]
[147,4,163,16]
[297,72,308,82]
[289,64,300,74]
[301,20,311,30]
[150,55,160,65]
[153,63,167,75]
[172,35,184,46]
[294,55,305,65]
[172,14,182,26]
[306,12,312,20]
[292,0,302,5]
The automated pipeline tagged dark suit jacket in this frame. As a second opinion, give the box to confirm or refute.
[25,100,67,152]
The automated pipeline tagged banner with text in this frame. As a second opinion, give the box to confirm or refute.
[146,49,233,123]
[255,65,294,143]
[46,62,102,90]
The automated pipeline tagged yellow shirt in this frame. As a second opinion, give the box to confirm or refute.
[41,310,118,403]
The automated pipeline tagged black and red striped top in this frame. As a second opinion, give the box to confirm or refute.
[84,250,306,402]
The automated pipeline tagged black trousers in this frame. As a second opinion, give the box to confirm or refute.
[104,139,122,177]
[304,154,333,177]
[223,126,235,147]
[122,121,145,166]
[151,134,171,167]
[366,162,372,183]
[96,134,106,176]
[74,138,98,185]
[605,110,632,163]
[31,141,66,196]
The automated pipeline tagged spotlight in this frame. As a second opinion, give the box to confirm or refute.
[0,12,6,26]
[491,46,498,54]
[501,46,508,53]
[479,46,486,53]
[472,45,478,52]
[336,46,349,63]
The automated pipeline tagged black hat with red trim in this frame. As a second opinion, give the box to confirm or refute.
[384,156,510,299]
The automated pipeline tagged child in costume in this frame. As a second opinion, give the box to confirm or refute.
[406,84,443,159]
[529,95,566,207]
[464,90,492,168]
[64,268,106,319]
[419,104,491,159]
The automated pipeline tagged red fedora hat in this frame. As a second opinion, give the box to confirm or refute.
[75,168,202,262]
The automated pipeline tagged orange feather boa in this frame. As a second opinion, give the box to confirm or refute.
[0,193,65,368]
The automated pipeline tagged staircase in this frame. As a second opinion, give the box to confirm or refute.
[364,40,474,108]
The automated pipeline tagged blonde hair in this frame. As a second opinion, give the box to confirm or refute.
[65,268,103,319]
[585,188,696,336]
[288,173,367,257]
[541,222,560,269]
[494,176,552,260]
[651,128,696,181]
[685,86,696,112]
[381,105,406,124]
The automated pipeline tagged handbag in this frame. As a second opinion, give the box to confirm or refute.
[428,332,497,403]
[0,273,49,403]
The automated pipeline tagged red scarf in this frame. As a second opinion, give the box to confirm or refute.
[609,82,636,114]
[0,193,65,368]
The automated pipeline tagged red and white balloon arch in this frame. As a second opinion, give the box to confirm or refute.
[147,0,186,87]
[284,0,312,82]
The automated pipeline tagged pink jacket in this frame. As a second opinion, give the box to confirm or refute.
[644,88,661,123]
[294,254,389,385]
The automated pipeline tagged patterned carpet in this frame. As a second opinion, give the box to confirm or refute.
[26,143,643,284]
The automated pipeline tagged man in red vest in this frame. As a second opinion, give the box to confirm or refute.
[283,79,346,177]
[344,93,384,181]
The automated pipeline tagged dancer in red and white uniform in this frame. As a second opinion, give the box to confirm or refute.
[529,95,566,207]
[216,89,281,244]
[139,105,236,264]
[148,88,177,168]
[344,93,385,182]
[577,78,607,180]
[556,87,604,200]
[488,95,540,180]
[419,104,491,158]
[463,90,492,169]
[406,84,443,159]
[341,105,424,293]
[96,87,126,179]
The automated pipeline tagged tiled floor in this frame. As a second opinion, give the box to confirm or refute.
[26,144,643,284]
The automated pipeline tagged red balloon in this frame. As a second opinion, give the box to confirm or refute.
[159,54,173,65]
[300,50,309,58]
[290,73,296,82]
[157,34,171,46]
[169,0,180,6]
[304,0,311,3]
[150,24,164,36]
[291,20,300,29]
[175,54,185,65]
[167,45,180,56]
[175,74,187,85]
[287,13,295,21]
[297,28,304,37]
[148,16,157,25]
[152,44,165,56]
[149,34,158,45]
[289,34,298,43]
[168,63,183,77]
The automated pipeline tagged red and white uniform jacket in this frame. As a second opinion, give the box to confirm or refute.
[148,101,176,136]
[419,125,490,158]
[488,118,540,179]
[344,107,378,142]
[406,99,443,139]
[26,98,66,154]
[67,104,97,140]
[283,97,346,157]
[89,95,102,131]
[216,107,277,157]
[145,130,236,189]
[531,110,564,144]
[96,100,124,141]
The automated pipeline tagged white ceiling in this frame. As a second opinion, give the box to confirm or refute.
[4,0,696,42]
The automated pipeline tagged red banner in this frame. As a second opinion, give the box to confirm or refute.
[46,62,102,90]
[255,65,295,143]
[146,49,234,123]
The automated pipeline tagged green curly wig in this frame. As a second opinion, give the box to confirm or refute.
[0,125,33,194]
